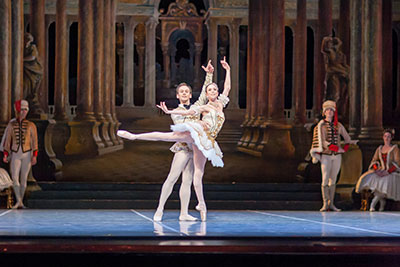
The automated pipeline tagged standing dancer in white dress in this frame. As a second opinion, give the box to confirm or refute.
[118,57,231,221]
[153,61,214,222]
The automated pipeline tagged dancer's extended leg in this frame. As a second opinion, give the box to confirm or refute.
[154,151,191,221]
[118,130,192,143]
[192,145,207,221]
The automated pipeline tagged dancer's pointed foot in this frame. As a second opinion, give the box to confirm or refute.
[117,130,136,140]
[196,204,207,222]
[12,202,21,209]
[179,214,197,221]
[153,210,163,222]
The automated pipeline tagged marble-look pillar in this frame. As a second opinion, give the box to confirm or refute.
[315,0,332,114]
[122,18,136,107]
[382,0,392,124]
[54,0,68,121]
[162,42,170,89]
[101,0,113,148]
[255,0,272,153]
[110,0,123,146]
[207,18,218,82]
[0,0,11,131]
[263,0,295,159]
[30,0,47,113]
[11,0,23,107]
[293,0,307,125]
[144,17,157,107]
[228,19,240,109]
[238,0,256,148]
[359,0,383,140]
[194,42,203,90]
[65,0,105,156]
[349,0,362,137]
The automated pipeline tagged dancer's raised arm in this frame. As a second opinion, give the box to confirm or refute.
[220,56,231,97]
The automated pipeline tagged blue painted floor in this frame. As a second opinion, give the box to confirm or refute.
[0,209,400,238]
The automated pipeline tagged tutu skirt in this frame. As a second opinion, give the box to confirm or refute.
[171,122,224,167]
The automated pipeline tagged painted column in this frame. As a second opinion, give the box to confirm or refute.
[382,0,392,124]
[263,0,295,159]
[162,42,170,89]
[359,0,383,139]
[30,0,47,113]
[122,18,136,107]
[144,17,157,107]
[228,19,240,109]
[11,0,24,106]
[338,0,350,63]
[194,42,203,90]
[0,0,11,130]
[101,0,113,147]
[110,0,123,145]
[238,0,255,148]
[65,0,105,156]
[293,0,307,125]
[315,0,332,114]
[206,18,218,82]
[349,0,362,137]
[54,0,68,121]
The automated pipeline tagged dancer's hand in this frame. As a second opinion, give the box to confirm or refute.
[156,102,172,114]
[202,60,214,74]
[220,56,230,71]
[2,155,8,163]
[31,156,37,166]
[199,121,210,131]
[350,139,359,145]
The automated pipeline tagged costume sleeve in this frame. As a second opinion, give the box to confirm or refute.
[193,72,213,106]
[389,146,400,173]
[190,105,201,116]
[368,147,381,170]
[30,122,38,156]
[2,123,13,155]
[218,94,230,108]
[339,123,352,144]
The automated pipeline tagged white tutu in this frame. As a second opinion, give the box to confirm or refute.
[356,171,400,201]
[0,168,12,191]
[171,122,224,167]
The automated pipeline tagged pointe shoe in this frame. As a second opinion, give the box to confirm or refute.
[196,205,207,222]
[179,214,198,221]
[19,203,27,209]
[369,207,376,212]
[117,130,136,140]
[153,210,163,222]
[12,202,21,209]
[329,204,342,212]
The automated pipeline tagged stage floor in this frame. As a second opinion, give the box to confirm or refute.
[1,209,400,254]
[1,209,400,238]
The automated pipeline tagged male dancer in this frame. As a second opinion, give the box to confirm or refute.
[153,61,214,221]
[1,100,38,209]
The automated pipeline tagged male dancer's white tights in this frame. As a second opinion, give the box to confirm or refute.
[10,147,31,205]
[156,150,194,217]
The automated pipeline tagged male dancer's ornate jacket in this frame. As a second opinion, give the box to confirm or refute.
[310,119,351,163]
[3,118,38,157]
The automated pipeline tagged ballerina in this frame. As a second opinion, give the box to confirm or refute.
[118,57,231,221]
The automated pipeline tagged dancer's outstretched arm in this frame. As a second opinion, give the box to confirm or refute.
[157,102,207,116]
[220,56,231,97]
